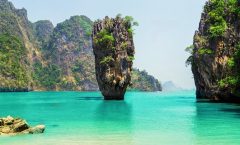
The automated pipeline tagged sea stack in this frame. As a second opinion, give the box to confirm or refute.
[188,0,240,102]
[92,16,136,100]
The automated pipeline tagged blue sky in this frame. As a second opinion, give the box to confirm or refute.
[11,0,206,89]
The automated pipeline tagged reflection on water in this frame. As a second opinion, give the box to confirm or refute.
[220,104,240,117]
[94,101,132,145]
[194,102,240,145]
[95,101,132,122]
[75,96,103,100]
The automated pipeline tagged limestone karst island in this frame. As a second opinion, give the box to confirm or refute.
[1,0,240,145]
[93,16,136,100]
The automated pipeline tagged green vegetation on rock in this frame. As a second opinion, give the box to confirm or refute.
[93,15,138,51]
[227,57,235,68]
[185,45,194,66]
[205,0,240,38]
[0,34,30,91]
[223,43,240,90]
[33,20,54,47]
[100,56,114,64]
[33,61,61,89]
[93,29,115,50]
[124,15,139,36]
[207,0,227,38]
[51,15,93,43]
[218,76,238,88]
[127,56,135,61]
[129,69,162,91]
[198,48,213,55]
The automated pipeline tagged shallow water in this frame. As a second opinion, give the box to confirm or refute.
[0,91,240,145]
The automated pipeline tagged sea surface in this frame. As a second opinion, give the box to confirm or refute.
[0,91,240,145]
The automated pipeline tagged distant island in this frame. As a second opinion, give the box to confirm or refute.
[0,0,162,92]
[162,81,182,92]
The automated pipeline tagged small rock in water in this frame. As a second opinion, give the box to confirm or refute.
[25,125,45,134]
[0,116,45,136]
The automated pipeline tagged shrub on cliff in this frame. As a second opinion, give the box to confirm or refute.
[93,29,115,50]
[33,61,61,89]
[0,34,30,90]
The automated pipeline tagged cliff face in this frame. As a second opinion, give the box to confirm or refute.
[92,16,135,99]
[0,34,31,91]
[190,0,240,102]
[33,20,54,47]
[46,16,98,91]
[30,15,98,91]
[0,0,42,91]
[0,0,162,92]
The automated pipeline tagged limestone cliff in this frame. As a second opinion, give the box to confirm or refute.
[0,0,42,91]
[189,0,240,102]
[92,16,135,99]
[45,16,98,91]
[33,20,54,47]
[0,0,162,92]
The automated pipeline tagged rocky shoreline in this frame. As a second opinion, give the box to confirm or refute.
[0,116,45,136]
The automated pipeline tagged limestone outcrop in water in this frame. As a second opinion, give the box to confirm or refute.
[92,16,136,100]
[188,0,240,102]
[0,116,45,135]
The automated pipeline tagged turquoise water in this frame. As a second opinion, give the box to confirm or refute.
[1,91,240,145]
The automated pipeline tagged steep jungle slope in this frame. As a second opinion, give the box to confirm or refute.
[0,0,43,91]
